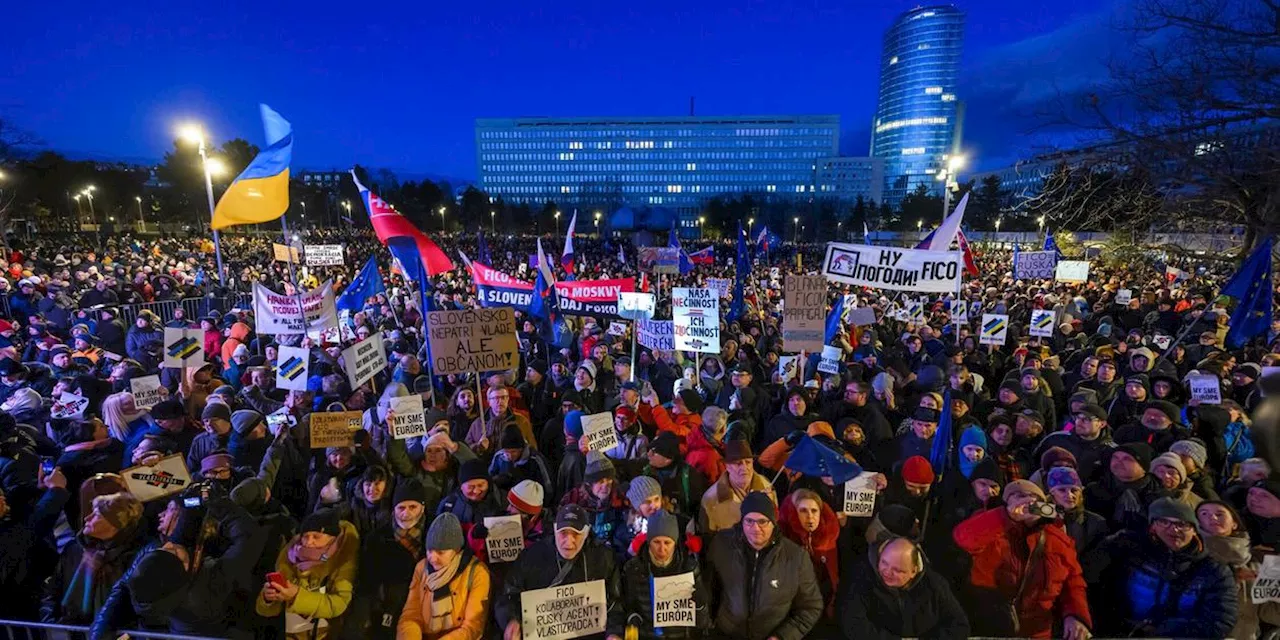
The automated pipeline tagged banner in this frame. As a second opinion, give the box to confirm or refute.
[581,412,618,453]
[1188,373,1222,404]
[638,247,680,274]
[1013,251,1058,280]
[673,288,720,353]
[272,243,300,263]
[482,514,524,563]
[554,278,635,318]
[651,572,697,628]
[426,307,520,376]
[980,314,1009,346]
[130,375,165,411]
[617,292,655,320]
[388,394,427,439]
[1055,260,1090,283]
[822,243,962,293]
[305,244,344,266]
[1029,309,1055,338]
[782,275,826,353]
[163,327,205,367]
[471,261,534,311]
[121,453,192,502]
[343,338,386,389]
[276,345,310,391]
[520,580,607,640]
[310,411,362,448]
[51,392,89,419]
[706,277,731,299]
[818,345,841,374]
[637,319,674,351]
[253,281,339,336]
[843,471,879,516]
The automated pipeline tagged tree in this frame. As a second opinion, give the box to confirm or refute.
[899,184,944,231]
[1008,162,1165,233]
[460,186,490,231]
[970,175,1009,230]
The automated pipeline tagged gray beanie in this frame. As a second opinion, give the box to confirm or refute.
[1170,439,1209,469]
[231,410,265,436]
[1148,497,1196,525]
[584,450,616,484]
[646,510,679,543]
[627,476,662,508]
[426,512,465,551]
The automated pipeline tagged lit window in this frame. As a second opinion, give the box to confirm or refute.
[889,56,898,65]
[918,44,930,50]
[767,184,776,192]
[874,117,948,133]
[925,87,943,95]
[561,186,571,194]
[941,93,956,102]
[687,163,697,170]
[902,147,925,155]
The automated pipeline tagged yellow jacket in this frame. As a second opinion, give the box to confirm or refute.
[397,554,491,640]
[257,520,360,639]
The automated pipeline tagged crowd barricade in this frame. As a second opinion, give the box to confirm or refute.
[116,295,253,327]
[117,300,181,327]
[0,619,221,640]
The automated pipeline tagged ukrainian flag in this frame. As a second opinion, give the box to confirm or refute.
[211,104,292,229]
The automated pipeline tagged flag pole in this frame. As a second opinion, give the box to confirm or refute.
[279,215,309,340]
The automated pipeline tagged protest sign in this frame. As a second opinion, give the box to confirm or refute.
[1254,556,1280,604]
[388,394,427,439]
[1013,251,1058,280]
[638,247,680,274]
[305,244,344,267]
[310,411,362,449]
[426,307,520,376]
[706,277,731,299]
[276,345,310,391]
[617,292,655,320]
[272,243,300,263]
[1115,289,1133,306]
[482,514,524,563]
[121,454,192,502]
[782,275,826,352]
[822,242,962,293]
[673,288,720,353]
[950,298,968,324]
[1188,373,1222,404]
[817,345,841,374]
[470,260,534,311]
[130,375,165,411]
[580,412,618,453]
[163,327,205,367]
[651,572,697,628]
[843,471,879,517]
[607,322,627,337]
[51,392,89,419]
[1055,260,1090,283]
[980,314,1009,346]
[520,580,607,640]
[778,355,800,385]
[906,299,925,324]
[847,306,877,327]
[637,319,674,351]
[1029,309,1055,338]
[343,338,386,389]
[554,279,635,317]
[253,281,339,336]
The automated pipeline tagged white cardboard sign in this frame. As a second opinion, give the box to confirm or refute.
[1029,309,1055,338]
[388,394,427,439]
[672,288,720,354]
[651,572,697,628]
[483,514,524,563]
[276,345,311,392]
[121,453,193,502]
[843,471,879,517]
[979,314,1009,346]
[520,580,607,640]
[1188,373,1222,404]
[130,375,165,411]
[580,412,618,453]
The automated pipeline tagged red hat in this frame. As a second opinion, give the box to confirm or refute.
[0,319,13,334]
[614,405,637,425]
[902,456,935,485]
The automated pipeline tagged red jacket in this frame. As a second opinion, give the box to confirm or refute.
[683,422,724,484]
[952,507,1092,638]
[778,493,841,617]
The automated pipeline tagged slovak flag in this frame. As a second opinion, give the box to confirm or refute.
[689,246,715,265]
[561,211,578,275]
[350,171,453,276]
[756,226,782,252]
[955,229,980,276]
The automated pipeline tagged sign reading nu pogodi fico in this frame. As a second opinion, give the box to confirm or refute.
[822,243,963,293]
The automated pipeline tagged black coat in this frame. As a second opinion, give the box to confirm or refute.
[704,528,824,640]
[839,553,969,639]
[495,536,624,634]
[0,487,68,620]
[615,545,711,639]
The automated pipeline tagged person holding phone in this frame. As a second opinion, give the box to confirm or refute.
[257,508,359,640]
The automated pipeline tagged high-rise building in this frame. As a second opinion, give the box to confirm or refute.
[814,157,885,205]
[475,115,839,232]
[871,5,965,206]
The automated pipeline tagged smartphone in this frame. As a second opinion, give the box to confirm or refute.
[40,457,55,476]
[267,572,287,587]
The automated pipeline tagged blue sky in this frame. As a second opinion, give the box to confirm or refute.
[2,0,1126,181]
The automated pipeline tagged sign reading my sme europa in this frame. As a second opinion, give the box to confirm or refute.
[822,243,962,293]
[426,307,520,375]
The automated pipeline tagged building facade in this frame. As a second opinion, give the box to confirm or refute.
[814,157,885,206]
[475,115,839,231]
[871,5,965,206]
[299,170,347,192]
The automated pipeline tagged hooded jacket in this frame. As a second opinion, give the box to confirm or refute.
[615,543,711,639]
[220,322,251,371]
[683,420,724,483]
[839,539,970,639]
[777,492,841,617]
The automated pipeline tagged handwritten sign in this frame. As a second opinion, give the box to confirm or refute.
[637,319,674,351]
[783,275,826,352]
[388,394,427,439]
[843,471,879,516]
[121,453,192,502]
[520,580,607,640]
[1188,373,1222,404]
[130,375,165,411]
[310,411,362,449]
[483,514,524,563]
[673,288,719,354]
[652,572,697,628]
[305,244,344,267]
[580,412,618,453]
[1055,260,1090,283]
[343,338,386,389]
[426,307,520,376]
[272,243,300,263]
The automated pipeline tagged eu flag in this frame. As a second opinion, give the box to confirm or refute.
[336,256,385,313]
[728,221,747,322]
[1043,231,1064,259]
[477,232,493,266]
[1223,237,1274,349]
[929,387,954,477]
[784,433,863,484]
[668,226,694,275]
[824,294,846,345]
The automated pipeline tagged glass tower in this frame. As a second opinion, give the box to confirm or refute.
[871,5,965,206]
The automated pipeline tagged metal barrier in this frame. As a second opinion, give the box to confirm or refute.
[116,295,253,326]
[117,300,181,326]
[0,619,222,640]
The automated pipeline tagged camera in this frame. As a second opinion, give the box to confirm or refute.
[1027,500,1060,519]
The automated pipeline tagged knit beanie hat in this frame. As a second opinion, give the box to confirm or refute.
[1115,442,1154,470]
[646,510,679,543]
[300,508,341,537]
[1148,496,1196,525]
[878,504,918,538]
[1039,446,1078,472]
[1170,439,1209,470]
[457,458,489,486]
[912,407,941,423]
[499,424,526,450]
[1004,479,1047,503]
[393,478,429,506]
[151,399,186,420]
[584,450,616,483]
[627,475,662,508]
[1144,400,1182,425]
[577,360,597,381]
[1047,467,1082,490]
[959,426,986,452]
[93,492,142,531]
[200,452,234,475]
[648,431,681,461]
[231,409,265,436]
[901,456,935,485]
[211,385,237,399]
[969,457,1000,484]
[508,479,545,515]
[563,410,585,439]
[201,402,231,423]
[740,491,777,522]
[1151,452,1187,481]
[678,389,705,414]
[426,513,465,551]
[128,550,189,605]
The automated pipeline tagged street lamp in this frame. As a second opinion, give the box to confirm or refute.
[490,209,496,233]
[81,187,96,222]
[995,217,1003,235]
[342,201,352,222]
[175,122,226,284]
[793,216,799,243]
[594,211,602,235]
[1038,216,1046,232]
[917,219,923,234]
[836,221,843,241]
[937,154,967,225]
[698,216,705,240]
[747,217,755,242]
[439,206,446,232]
[554,211,561,236]
[73,194,83,219]
[135,196,145,226]
[299,201,307,219]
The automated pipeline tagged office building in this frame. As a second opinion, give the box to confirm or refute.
[814,157,885,205]
[299,170,347,192]
[870,5,965,206]
[475,115,839,231]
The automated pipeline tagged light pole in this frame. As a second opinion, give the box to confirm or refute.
[836,221,842,241]
[594,210,602,237]
[698,216,705,240]
[177,124,227,285]
[342,201,351,222]
[917,219,923,237]
[747,217,755,242]
[995,218,1002,243]
[439,206,446,232]
[792,216,799,243]
[554,211,561,236]
[1038,216,1046,233]
[82,186,96,221]
[73,194,83,221]
[490,209,496,234]
[937,154,966,224]
[135,196,145,227]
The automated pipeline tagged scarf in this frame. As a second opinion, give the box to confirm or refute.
[395,519,424,561]
[425,554,463,634]
[61,527,139,621]
[288,535,339,573]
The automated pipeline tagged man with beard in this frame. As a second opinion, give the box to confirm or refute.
[1034,403,1117,484]
[1113,400,1188,453]
[824,381,892,446]
[1084,442,1163,531]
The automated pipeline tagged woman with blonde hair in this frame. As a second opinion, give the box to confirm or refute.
[100,391,151,442]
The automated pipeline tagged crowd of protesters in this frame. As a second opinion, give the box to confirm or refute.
[0,225,1277,640]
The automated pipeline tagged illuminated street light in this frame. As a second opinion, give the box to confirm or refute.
[175,122,225,281]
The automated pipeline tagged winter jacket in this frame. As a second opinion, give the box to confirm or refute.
[704,527,824,640]
[385,437,477,516]
[43,522,151,625]
[684,425,724,485]
[494,536,623,632]
[347,519,423,638]
[839,543,970,640]
[763,410,814,449]
[465,410,534,457]
[487,445,553,498]
[777,492,841,617]
[1113,422,1189,454]
[256,519,361,640]
[221,322,251,371]
[125,323,163,364]
[1061,507,1109,582]
[698,469,776,533]
[1084,472,1164,532]
[952,507,1092,638]
[615,545,711,639]
[643,460,709,522]
[396,552,490,640]
[559,485,628,546]
[1095,530,1238,638]
[0,486,69,621]
[652,403,701,450]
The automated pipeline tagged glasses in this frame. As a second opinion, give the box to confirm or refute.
[1154,518,1194,532]
[742,516,773,528]
[490,393,510,401]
